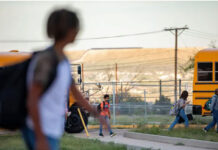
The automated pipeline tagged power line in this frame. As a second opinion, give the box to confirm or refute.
[183,32,216,40]
[82,57,178,68]
[80,61,183,72]
[184,30,218,40]
[0,30,164,43]
[77,54,188,69]
[83,58,174,69]
[188,31,217,39]
[0,29,216,43]
[189,29,218,37]
[73,58,186,72]
[77,30,164,40]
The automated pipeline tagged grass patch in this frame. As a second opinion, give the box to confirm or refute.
[190,116,213,124]
[89,115,212,126]
[61,134,127,150]
[89,115,146,125]
[0,134,25,150]
[133,126,218,142]
[0,133,151,150]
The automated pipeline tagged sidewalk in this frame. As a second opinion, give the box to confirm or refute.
[73,129,210,150]
[124,131,218,150]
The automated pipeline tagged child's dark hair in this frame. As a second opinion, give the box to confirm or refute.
[104,94,109,99]
[47,9,79,41]
[180,90,188,100]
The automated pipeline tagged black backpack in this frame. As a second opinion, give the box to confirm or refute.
[97,101,108,113]
[178,114,193,123]
[0,48,58,130]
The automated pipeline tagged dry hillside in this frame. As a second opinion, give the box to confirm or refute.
[66,47,203,82]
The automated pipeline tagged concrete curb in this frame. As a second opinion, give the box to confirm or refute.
[123,132,218,150]
[88,124,208,129]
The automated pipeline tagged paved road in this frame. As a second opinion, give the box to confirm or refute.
[73,129,210,150]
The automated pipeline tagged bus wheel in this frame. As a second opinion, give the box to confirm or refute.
[65,105,88,133]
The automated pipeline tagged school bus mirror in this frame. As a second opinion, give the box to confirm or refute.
[77,65,81,74]
[78,78,82,84]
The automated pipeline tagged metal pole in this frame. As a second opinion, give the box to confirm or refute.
[77,108,89,137]
[115,63,118,104]
[179,79,182,96]
[159,80,162,101]
[175,29,178,103]
[144,90,147,119]
[185,83,188,91]
[82,64,84,82]
[121,82,123,102]
[112,82,116,125]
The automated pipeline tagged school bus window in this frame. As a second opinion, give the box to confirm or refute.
[215,62,218,81]
[197,62,213,81]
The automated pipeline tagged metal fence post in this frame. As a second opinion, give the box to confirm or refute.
[185,82,188,91]
[179,79,182,96]
[120,82,123,101]
[144,90,147,120]
[129,103,132,124]
[159,80,162,100]
[112,82,116,125]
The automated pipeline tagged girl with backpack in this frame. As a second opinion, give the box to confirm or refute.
[168,91,190,130]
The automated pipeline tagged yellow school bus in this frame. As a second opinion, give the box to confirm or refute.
[0,51,30,67]
[0,51,88,133]
[193,48,218,116]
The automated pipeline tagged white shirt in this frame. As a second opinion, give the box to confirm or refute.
[178,98,185,109]
[26,57,72,139]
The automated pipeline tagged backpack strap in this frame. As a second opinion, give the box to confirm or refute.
[103,101,105,109]
[43,50,58,92]
[31,46,59,93]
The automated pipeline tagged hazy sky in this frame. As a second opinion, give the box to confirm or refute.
[0,1,218,52]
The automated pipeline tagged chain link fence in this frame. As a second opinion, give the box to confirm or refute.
[81,80,195,125]
[82,80,193,104]
[88,104,195,125]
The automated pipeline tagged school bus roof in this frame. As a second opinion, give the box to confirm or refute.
[0,52,31,66]
[195,48,218,61]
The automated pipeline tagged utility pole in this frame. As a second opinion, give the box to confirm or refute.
[179,79,182,96]
[164,26,188,103]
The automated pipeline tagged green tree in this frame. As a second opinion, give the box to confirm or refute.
[180,56,195,73]
[155,95,171,105]
[109,92,143,104]
[208,40,217,48]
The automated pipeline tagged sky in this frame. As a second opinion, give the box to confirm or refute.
[0,1,218,52]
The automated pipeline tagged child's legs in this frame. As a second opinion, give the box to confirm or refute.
[169,115,180,130]
[99,116,104,134]
[105,116,113,134]
[180,109,189,127]
[213,110,218,132]
[205,112,217,131]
